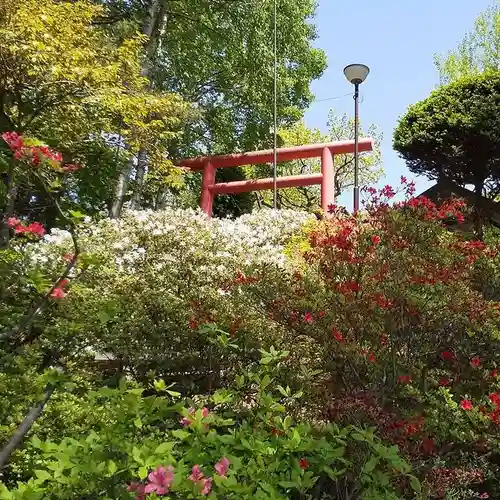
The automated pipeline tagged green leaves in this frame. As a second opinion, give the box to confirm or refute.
[393,71,500,194]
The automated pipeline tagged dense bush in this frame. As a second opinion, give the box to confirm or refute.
[1,349,417,500]
[3,173,500,498]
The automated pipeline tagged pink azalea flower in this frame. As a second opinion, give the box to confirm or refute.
[2,131,24,151]
[201,407,210,418]
[188,465,204,482]
[50,287,66,299]
[214,457,230,478]
[200,477,212,495]
[303,312,313,324]
[460,399,473,411]
[180,416,191,426]
[180,407,195,426]
[127,482,146,500]
[7,217,20,228]
[62,163,81,173]
[144,465,174,495]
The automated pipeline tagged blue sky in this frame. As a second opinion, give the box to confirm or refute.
[304,0,493,209]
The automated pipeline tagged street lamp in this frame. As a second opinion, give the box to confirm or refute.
[343,63,370,213]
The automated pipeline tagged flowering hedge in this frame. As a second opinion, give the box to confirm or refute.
[4,137,500,499]
[27,208,313,384]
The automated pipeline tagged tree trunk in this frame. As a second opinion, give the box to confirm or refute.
[473,177,485,239]
[109,0,166,218]
[0,160,17,248]
[109,155,134,218]
[130,150,147,210]
[0,385,55,468]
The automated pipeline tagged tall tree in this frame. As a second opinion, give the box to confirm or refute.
[99,0,327,215]
[247,111,383,210]
[0,0,189,225]
[435,2,500,83]
[393,71,500,201]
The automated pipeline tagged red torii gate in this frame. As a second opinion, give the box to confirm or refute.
[179,138,373,217]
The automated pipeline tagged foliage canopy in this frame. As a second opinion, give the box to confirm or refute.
[393,71,500,197]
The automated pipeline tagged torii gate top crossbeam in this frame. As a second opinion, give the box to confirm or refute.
[179,138,373,170]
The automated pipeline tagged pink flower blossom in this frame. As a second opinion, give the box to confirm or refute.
[214,457,230,478]
[128,482,146,500]
[460,399,473,411]
[62,163,81,173]
[188,465,204,482]
[25,222,46,237]
[7,217,20,228]
[180,407,195,426]
[303,312,313,323]
[200,477,212,495]
[144,465,174,495]
[201,407,210,418]
[50,287,67,299]
[2,131,24,151]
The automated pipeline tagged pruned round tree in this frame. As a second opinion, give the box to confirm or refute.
[393,71,500,199]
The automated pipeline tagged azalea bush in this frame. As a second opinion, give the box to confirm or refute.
[235,180,500,499]
[0,347,418,500]
[25,208,313,386]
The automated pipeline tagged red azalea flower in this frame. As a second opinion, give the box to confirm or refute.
[460,399,473,411]
[303,312,313,324]
[371,235,381,245]
[380,334,388,346]
[299,458,310,470]
[471,356,481,368]
[317,310,325,319]
[397,375,412,385]
[405,423,418,435]
[422,437,435,455]
[439,378,451,387]
[327,203,337,214]
[489,393,500,407]
[491,369,498,378]
[25,222,46,237]
[332,328,344,343]
[50,287,66,299]
[441,351,456,362]
[367,353,376,364]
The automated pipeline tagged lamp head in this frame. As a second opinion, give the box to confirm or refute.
[343,64,370,85]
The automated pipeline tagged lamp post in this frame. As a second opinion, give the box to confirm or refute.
[343,63,370,213]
